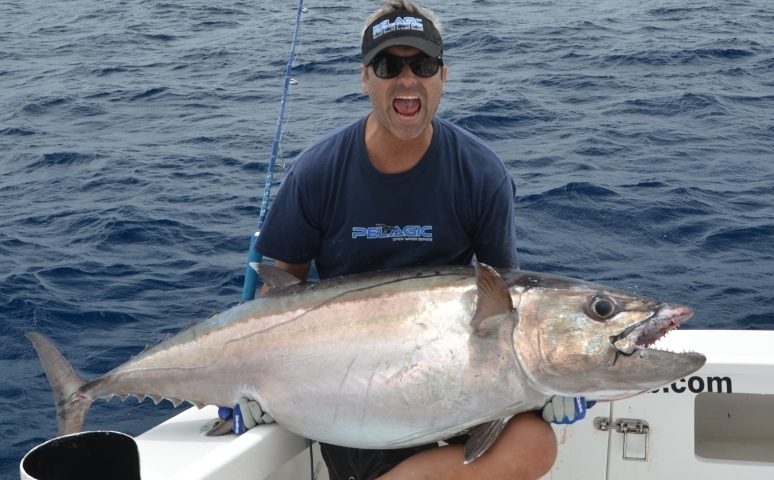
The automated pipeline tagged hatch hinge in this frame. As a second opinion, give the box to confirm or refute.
[594,417,650,461]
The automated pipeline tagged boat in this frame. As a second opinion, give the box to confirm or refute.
[21,328,774,479]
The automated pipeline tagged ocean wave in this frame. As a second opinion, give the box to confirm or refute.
[25,152,100,170]
[599,44,757,67]
[452,31,509,53]
[69,103,107,116]
[703,224,774,253]
[0,126,35,136]
[21,96,73,115]
[128,87,170,101]
[193,21,240,30]
[294,53,361,75]
[647,6,721,17]
[446,98,556,140]
[519,182,619,205]
[528,73,617,90]
[612,92,728,117]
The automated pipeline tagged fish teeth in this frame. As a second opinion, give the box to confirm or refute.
[649,330,676,351]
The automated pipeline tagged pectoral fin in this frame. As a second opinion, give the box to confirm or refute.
[255,263,303,291]
[463,417,511,464]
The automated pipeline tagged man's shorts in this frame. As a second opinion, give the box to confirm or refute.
[319,435,469,480]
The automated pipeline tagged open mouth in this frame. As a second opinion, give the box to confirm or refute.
[610,304,694,359]
[393,96,421,117]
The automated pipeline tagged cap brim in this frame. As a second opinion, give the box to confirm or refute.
[362,37,442,65]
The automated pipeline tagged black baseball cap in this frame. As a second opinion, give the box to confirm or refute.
[361,10,443,65]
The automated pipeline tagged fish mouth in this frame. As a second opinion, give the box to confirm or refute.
[610,304,694,358]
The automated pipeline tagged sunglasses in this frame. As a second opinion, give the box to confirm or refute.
[369,53,443,79]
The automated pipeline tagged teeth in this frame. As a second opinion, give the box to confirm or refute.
[647,331,678,351]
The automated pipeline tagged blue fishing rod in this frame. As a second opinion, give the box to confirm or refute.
[241,0,306,302]
[236,3,315,475]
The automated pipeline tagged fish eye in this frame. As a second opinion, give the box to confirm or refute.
[587,296,617,321]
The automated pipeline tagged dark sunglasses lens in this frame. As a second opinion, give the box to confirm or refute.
[372,55,402,78]
[372,54,440,79]
[409,56,440,77]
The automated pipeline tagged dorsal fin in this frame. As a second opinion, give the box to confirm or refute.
[254,263,303,291]
[471,263,514,335]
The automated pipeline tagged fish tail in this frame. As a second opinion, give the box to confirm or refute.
[26,332,93,435]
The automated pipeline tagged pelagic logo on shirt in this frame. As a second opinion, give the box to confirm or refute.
[352,224,433,242]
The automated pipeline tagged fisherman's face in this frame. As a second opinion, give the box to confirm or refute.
[361,46,447,142]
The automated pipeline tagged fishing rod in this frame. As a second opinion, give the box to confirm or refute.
[238,5,323,477]
[241,0,306,302]
[238,3,315,475]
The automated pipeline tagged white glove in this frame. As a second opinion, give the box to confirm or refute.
[542,396,594,424]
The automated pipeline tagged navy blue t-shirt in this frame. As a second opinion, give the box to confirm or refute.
[256,116,518,279]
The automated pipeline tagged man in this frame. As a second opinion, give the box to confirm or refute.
[254,1,560,478]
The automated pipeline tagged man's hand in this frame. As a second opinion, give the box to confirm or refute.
[542,396,596,425]
[214,399,274,435]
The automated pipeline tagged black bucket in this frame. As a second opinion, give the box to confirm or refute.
[21,431,141,480]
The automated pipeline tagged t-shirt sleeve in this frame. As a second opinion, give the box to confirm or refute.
[254,166,322,264]
[472,175,519,269]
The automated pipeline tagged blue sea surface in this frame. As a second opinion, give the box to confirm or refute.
[1,0,773,476]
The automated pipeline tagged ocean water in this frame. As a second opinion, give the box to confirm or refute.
[1,0,772,476]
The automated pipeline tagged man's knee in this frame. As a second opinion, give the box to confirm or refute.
[497,412,557,479]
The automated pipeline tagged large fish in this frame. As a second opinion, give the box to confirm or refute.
[27,263,705,462]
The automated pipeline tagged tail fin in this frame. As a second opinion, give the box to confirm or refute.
[26,332,93,435]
